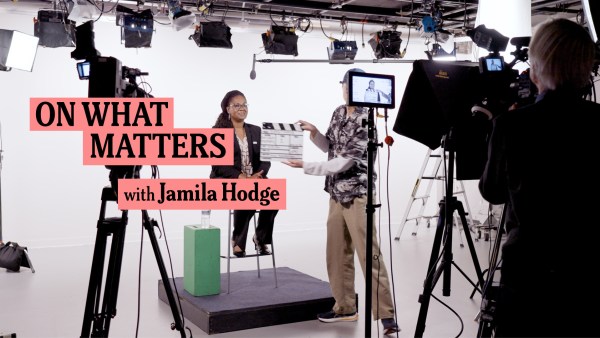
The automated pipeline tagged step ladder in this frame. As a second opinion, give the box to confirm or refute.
[394,148,477,242]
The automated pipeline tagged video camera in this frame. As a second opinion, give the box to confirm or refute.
[80,56,150,193]
[73,23,151,192]
[77,56,150,99]
[468,25,537,120]
[393,26,536,181]
[78,56,150,192]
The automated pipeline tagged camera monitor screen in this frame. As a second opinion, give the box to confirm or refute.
[480,56,504,72]
[77,61,90,80]
[348,71,395,109]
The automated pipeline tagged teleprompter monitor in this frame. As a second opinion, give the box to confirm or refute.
[393,59,491,180]
[348,71,395,109]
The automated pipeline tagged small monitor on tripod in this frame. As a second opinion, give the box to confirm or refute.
[348,71,395,109]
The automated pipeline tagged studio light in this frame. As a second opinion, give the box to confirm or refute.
[421,15,438,34]
[116,6,153,48]
[425,43,456,61]
[368,30,402,59]
[189,21,233,48]
[34,9,76,48]
[262,26,299,56]
[424,28,452,44]
[67,0,101,26]
[0,29,39,72]
[327,39,358,62]
[167,0,196,31]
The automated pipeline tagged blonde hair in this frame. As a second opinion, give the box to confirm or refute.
[529,18,595,91]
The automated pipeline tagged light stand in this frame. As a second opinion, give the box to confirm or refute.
[414,130,485,337]
[364,106,382,338]
[0,141,3,245]
[80,166,186,337]
[0,121,4,245]
[0,124,35,272]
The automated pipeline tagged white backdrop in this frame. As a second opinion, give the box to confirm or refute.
[0,9,488,248]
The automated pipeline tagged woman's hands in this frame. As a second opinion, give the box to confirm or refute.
[297,120,318,138]
[238,170,264,179]
[282,160,304,168]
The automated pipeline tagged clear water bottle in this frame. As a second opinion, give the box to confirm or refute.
[201,210,211,228]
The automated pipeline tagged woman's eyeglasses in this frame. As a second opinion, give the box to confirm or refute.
[229,103,249,110]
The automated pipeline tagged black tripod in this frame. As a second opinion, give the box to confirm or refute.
[414,132,485,338]
[80,168,186,338]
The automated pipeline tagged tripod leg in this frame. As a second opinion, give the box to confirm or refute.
[454,202,485,292]
[81,216,127,338]
[415,201,448,338]
[141,211,186,338]
[81,224,109,338]
[23,250,35,273]
[96,220,127,336]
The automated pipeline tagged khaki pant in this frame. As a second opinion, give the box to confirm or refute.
[326,196,395,320]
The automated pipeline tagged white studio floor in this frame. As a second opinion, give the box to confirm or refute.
[0,216,501,338]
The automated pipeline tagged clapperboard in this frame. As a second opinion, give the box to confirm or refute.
[260,122,304,161]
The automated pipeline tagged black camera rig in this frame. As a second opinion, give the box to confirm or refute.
[468,25,537,120]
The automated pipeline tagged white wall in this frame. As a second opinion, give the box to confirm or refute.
[0,9,488,248]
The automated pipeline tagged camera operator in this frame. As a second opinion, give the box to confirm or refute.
[479,18,600,337]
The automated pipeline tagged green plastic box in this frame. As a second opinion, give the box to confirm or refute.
[183,225,220,296]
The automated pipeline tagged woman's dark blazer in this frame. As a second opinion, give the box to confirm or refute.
[210,123,271,179]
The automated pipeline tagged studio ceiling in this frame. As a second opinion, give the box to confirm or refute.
[180,0,583,31]
[0,0,585,32]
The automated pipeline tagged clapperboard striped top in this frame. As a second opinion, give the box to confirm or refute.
[262,122,301,131]
[260,122,304,161]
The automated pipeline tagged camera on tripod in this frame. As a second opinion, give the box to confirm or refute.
[468,25,537,120]
[74,23,187,338]
[77,53,152,193]
[86,56,151,192]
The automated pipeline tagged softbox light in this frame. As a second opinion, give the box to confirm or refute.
[262,26,298,56]
[0,29,39,72]
[189,21,233,48]
[328,40,358,61]
[368,30,402,59]
[34,9,76,48]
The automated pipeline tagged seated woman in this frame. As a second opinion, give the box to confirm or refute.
[210,90,278,257]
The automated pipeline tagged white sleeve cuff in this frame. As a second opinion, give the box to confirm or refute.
[303,157,354,176]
